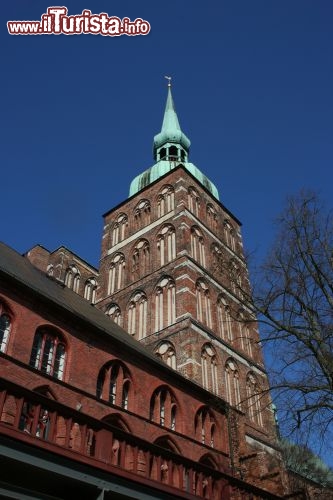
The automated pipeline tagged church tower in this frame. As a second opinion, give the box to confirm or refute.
[97,82,282,487]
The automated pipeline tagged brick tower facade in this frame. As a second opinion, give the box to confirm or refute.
[13,83,303,498]
[95,83,283,489]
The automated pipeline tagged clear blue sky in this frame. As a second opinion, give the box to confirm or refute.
[1,0,333,463]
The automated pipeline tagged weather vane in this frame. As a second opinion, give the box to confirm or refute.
[164,76,172,87]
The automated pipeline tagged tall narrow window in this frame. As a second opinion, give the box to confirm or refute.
[211,243,223,276]
[201,345,218,394]
[196,280,212,328]
[134,200,151,229]
[65,265,80,293]
[155,342,176,369]
[217,295,228,339]
[195,407,217,448]
[112,213,128,246]
[97,361,131,410]
[131,240,150,280]
[157,185,175,217]
[127,291,148,340]
[30,328,66,380]
[225,360,241,408]
[191,227,206,266]
[246,373,263,426]
[224,219,236,251]
[157,225,176,266]
[0,308,11,353]
[150,387,177,430]
[188,187,200,216]
[106,303,122,326]
[154,277,176,332]
[207,203,217,231]
[108,254,125,294]
[84,278,97,303]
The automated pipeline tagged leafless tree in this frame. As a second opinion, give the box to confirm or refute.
[230,192,333,448]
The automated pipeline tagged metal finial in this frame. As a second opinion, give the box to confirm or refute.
[164,76,172,87]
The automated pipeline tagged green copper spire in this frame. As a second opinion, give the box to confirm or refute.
[129,79,220,201]
[153,78,190,161]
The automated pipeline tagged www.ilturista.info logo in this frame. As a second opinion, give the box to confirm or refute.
[7,7,151,36]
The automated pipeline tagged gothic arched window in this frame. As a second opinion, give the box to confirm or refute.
[97,361,131,410]
[157,185,175,217]
[127,291,148,340]
[108,253,125,294]
[201,344,218,394]
[246,373,263,426]
[191,227,206,266]
[155,342,176,369]
[207,203,217,231]
[134,200,151,228]
[188,187,200,216]
[196,280,212,328]
[157,225,176,266]
[84,277,97,303]
[225,359,241,408]
[195,407,217,447]
[30,327,66,380]
[106,303,122,326]
[150,387,177,430]
[65,265,80,293]
[224,219,236,251]
[112,213,128,246]
[131,240,150,281]
[154,277,176,332]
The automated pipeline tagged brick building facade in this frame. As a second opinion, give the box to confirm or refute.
[0,84,323,498]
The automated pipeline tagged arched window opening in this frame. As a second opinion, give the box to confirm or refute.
[196,280,212,328]
[201,345,218,394]
[155,342,176,369]
[131,240,150,280]
[159,147,167,160]
[157,225,176,266]
[207,204,217,231]
[84,277,97,303]
[134,200,151,228]
[30,327,66,380]
[246,373,263,426]
[65,265,80,293]
[169,145,178,160]
[244,324,253,357]
[0,306,11,353]
[97,361,131,410]
[112,213,128,246]
[224,219,236,251]
[225,360,241,408]
[195,407,217,448]
[127,291,148,340]
[157,185,175,217]
[191,227,206,266]
[211,243,223,276]
[150,387,177,430]
[188,187,200,216]
[154,277,176,332]
[106,303,122,326]
[108,254,125,295]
